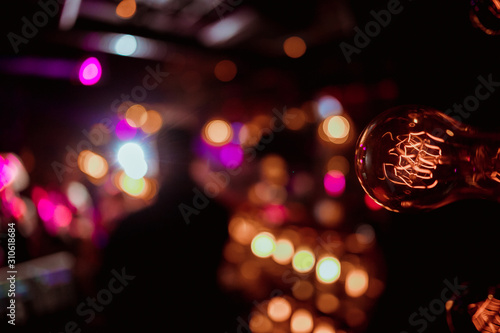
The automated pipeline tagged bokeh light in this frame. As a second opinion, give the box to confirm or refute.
[313,322,336,333]
[141,110,163,134]
[324,170,345,197]
[53,205,72,227]
[272,238,294,265]
[37,198,55,222]
[219,144,243,168]
[292,280,314,300]
[292,249,315,273]
[249,313,274,333]
[203,119,233,146]
[283,36,307,58]
[112,34,138,56]
[267,297,292,322]
[125,104,147,128]
[67,181,90,210]
[285,108,307,130]
[117,142,148,179]
[327,155,349,175]
[116,0,136,19]
[318,96,342,119]
[290,309,313,333]
[251,232,276,258]
[115,119,137,140]
[78,57,102,86]
[214,60,237,82]
[316,293,340,314]
[314,199,344,227]
[364,193,383,211]
[120,174,146,197]
[316,257,341,284]
[346,269,369,297]
[78,150,109,179]
[228,217,257,245]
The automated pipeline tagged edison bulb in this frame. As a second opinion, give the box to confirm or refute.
[355,105,500,212]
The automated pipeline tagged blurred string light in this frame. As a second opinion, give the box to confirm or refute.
[284,108,307,131]
[327,155,349,175]
[78,57,102,86]
[66,181,90,211]
[198,9,257,47]
[117,142,148,179]
[228,216,257,245]
[116,0,136,19]
[316,257,341,284]
[319,115,350,144]
[313,322,336,333]
[292,249,315,273]
[251,232,276,258]
[141,110,163,134]
[283,36,307,58]
[272,238,294,265]
[345,269,369,297]
[267,297,292,322]
[219,144,243,168]
[214,60,237,82]
[290,309,314,333]
[113,171,157,199]
[202,119,233,146]
[77,150,108,179]
[59,0,82,30]
[125,104,147,128]
[113,34,138,56]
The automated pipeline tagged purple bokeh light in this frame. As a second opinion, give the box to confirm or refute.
[324,170,345,197]
[219,144,244,168]
[115,119,137,140]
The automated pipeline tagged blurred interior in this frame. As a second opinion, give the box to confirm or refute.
[2,0,500,332]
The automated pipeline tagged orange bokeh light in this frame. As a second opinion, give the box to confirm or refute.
[283,36,307,58]
[214,60,237,82]
[290,309,313,333]
[116,0,136,19]
[267,297,292,322]
[202,119,233,146]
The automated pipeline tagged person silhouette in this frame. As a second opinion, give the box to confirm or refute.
[95,125,237,332]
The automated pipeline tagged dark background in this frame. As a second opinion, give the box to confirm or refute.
[2,0,500,332]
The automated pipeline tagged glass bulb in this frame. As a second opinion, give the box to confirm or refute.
[355,105,500,212]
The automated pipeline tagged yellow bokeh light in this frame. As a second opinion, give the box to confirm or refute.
[290,309,313,333]
[345,269,369,297]
[325,115,350,139]
[203,119,233,146]
[316,257,341,284]
[77,150,108,179]
[125,104,147,128]
[116,0,136,19]
[120,174,146,197]
[272,239,294,265]
[292,249,315,273]
[283,36,307,58]
[267,297,292,322]
[141,110,163,134]
[251,232,276,258]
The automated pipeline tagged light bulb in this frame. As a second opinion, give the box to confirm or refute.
[470,0,500,35]
[355,105,500,212]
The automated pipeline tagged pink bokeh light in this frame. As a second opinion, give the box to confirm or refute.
[37,198,55,222]
[115,119,137,140]
[79,57,102,86]
[364,193,383,211]
[324,170,345,197]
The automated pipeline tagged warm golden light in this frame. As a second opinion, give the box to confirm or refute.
[292,249,315,273]
[249,313,274,333]
[316,293,339,314]
[203,119,233,146]
[125,104,147,128]
[214,60,237,82]
[285,108,307,130]
[345,269,369,297]
[116,0,136,19]
[283,36,307,58]
[290,309,313,333]
[321,115,350,144]
[327,155,350,175]
[272,239,294,265]
[141,110,163,134]
[267,297,292,322]
[251,232,276,258]
[292,280,314,301]
[313,322,336,333]
[316,257,341,284]
[120,174,146,197]
[228,217,257,245]
[78,150,108,179]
